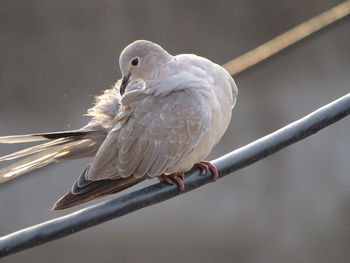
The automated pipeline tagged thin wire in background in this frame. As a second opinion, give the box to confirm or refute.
[223,0,350,75]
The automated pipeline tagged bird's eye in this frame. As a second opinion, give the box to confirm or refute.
[131,57,139,66]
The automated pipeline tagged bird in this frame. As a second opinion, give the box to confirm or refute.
[0,40,238,210]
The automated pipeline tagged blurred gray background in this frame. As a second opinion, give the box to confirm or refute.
[0,0,350,262]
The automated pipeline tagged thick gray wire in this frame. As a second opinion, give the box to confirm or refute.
[0,92,349,258]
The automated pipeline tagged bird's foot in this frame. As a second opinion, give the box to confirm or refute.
[157,173,185,192]
[194,161,219,182]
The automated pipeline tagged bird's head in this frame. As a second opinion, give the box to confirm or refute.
[119,40,171,95]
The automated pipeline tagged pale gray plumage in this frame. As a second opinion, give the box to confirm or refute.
[86,90,211,181]
[0,40,238,210]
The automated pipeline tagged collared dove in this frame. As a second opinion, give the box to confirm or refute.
[0,40,238,210]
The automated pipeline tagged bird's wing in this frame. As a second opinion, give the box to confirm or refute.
[85,87,211,182]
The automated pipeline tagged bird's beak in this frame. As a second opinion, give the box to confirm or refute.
[120,72,131,96]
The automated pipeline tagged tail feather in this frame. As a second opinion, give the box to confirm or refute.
[0,138,72,162]
[0,130,104,183]
[0,139,100,183]
[52,176,145,210]
[0,130,88,144]
[0,146,66,183]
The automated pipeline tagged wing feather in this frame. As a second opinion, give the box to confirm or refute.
[85,88,211,181]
